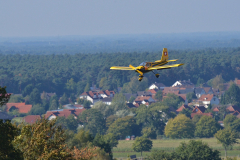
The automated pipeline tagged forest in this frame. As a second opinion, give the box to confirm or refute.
[0,47,240,97]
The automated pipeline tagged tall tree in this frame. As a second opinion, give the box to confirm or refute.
[132,136,152,157]
[164,114,195,138]
[155,90,163,101]
[214,129,239,157]
[29,88,41,105]
[13,118,71,160]
[194,115,221,138]
[222,83,240,106]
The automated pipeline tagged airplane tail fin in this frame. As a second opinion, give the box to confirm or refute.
[161,48,169,61]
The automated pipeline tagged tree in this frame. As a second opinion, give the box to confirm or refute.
[29,88,41,105]
[186,92,197,102]
[0,86,11,106]
[79,109,106,136]
[212,75,224,91]
[132,136,152,157]
[222,83,240,106]
[214,129,239,157]
[83,100,91,109]
[49,99,58,110]
[196,77,205,86]
[164,114,195,138]
[195,115,221,138]
[223,114,237,129]
[107,116,138,139]
[120,76,148,94]
[0,120,23,160]
[13,118,71,160]
[8,95,24,103]
[92,101,114,118]
[66,114,79,131]
[174,140,221,160]
[146,150,174,160]
[84,83,90,92]
[162,93,184,109]
[155,90,163,101]
[128,95,136,103]
[93,133,113,159]
[110,93,127,112]
[59,93,69,105]
[22,84,34,97]
[29,104,45,115]
[179,108,192,118]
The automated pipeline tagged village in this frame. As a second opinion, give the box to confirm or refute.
[2,78,240,128]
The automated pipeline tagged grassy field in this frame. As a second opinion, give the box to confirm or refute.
[113,138,240,159]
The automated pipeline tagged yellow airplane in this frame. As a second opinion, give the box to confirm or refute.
[110,48,184,81]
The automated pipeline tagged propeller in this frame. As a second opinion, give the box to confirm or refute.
[129,64,143,76]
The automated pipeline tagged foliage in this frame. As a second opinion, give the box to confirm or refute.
[211,75,225,91]
[186,92,197,102]
[128,96,136,103]
[110,93,127,112]
[79,109,106,136]
[60,93,69,105]
[0,86,11,107]
[223,114,238,129]
[29,88,41,105]
[214,129,239,157]
[0,120,23,160]
[222,83,240,106]
[132,136,152,157]
[195,115,221,138]
[8,95,25,103]
[120,76,148,94]
[68,146,97,160]
[93,133,113,159]
[174,140,221,160]
[107,116,138,139]
[162,93,184,109]
[83,100,91,109]
[179,108,192,118]
[154,90,163,101]
[164,114,195,138]
[29,104,45,115]
[146,150,174,160]
[13,118,71,160]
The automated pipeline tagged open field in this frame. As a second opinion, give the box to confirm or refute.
[113,138,240,159]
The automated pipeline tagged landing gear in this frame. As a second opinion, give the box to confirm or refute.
[152,71,160,78]
[138,75,144,81]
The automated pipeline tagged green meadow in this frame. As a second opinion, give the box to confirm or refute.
[113,138,240,159]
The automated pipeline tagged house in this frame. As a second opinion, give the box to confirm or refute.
[79,90,115,104]
[172,80,194,87]
[41,92,56,100]
[137,91,152,96]
[0,111,14,121]
[63,104,84,109]
[149,82,166,90]
[126,103,137,108]
[212,106,220,112]
[45,108,85,120]
[198,94,220,107]
[226,105,240,113]
[133,96,155,106]
[194,87,206,98]
[176,102,192,112]
[23,115,41,124]
[6,103,32,113]
[203,87,214,95]
[192,106,207,114]
[123,93,137,102]
[101,97,113,105]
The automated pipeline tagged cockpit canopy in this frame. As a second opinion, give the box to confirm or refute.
[139,62,151,67]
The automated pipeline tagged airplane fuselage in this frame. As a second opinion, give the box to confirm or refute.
[137,60,168,73]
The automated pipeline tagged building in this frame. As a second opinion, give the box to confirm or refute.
[149,82,166,90]
[23,115,41,124]
[172,80,194,87]
[45,108,85,120]
[198,94,220,107]
[79,90,115,104]
[6,103,32,113]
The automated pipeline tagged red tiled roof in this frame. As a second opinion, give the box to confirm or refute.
[23,115,41,124]
[6,103,32,113]
[213,107,220,112]
[45,108,86,119]
[177,94,186,101]
[147,89,157,94]
[232,110,240,116]
[226,105,240,112]
[191,112,213,118]
[235,79,240,85]
[198,94,214,101]
[192,106,206,113]
[203,87,211,94]
[134,96,152,102]
[176,104,191,112]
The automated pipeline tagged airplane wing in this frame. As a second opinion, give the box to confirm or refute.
[148,63,184,70]
[110,66,135,70]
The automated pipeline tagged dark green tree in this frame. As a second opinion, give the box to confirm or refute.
[175,140,221,160]
[155,90,163,101]
[93,133,113,159]
[179,108,192,118]
[195,115,221,138]
[22,84,34,97]
[29,88,41,105]
[186,92,197,102]
[222,83,240,106]
[79,109,106,136]
[0,120,23,160]
[132,136,153,157]
[59,93,69,105]
[83,100,91,109]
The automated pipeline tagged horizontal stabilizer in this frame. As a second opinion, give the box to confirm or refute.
[167,59,178,62]
[110,66,135,70]
[149,63,184,70]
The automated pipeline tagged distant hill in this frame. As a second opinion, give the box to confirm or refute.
[0,32,240,54]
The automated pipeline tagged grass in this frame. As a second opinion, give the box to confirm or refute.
[113,138,240,159]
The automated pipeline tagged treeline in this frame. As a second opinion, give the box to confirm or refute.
[0,47,240,96]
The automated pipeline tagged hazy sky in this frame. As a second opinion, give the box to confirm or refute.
[0,0,240,37]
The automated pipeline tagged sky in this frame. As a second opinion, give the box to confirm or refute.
[0,0,240,37]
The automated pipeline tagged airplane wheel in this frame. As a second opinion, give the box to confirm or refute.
[138,77,143,81]
[139,75,143,77]
[156,74,159,78]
